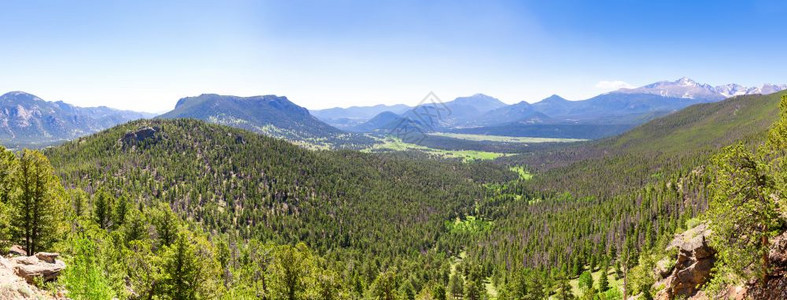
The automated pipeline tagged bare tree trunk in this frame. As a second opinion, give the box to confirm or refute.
[762,234,770,283]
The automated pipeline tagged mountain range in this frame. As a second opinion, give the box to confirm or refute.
[317,78,787,139]
[310,104,411,130]
[2,77,785,149]
[615,77,787,100]
[0,91,152,149]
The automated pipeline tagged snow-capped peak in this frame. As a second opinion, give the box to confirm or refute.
[676,77,698,87]
[612,78,787,101]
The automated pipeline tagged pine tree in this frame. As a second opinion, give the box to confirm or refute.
[448,274,464,299]
[400,280,415,300]
[707,142,780,283]
[123,209,146,244]
[578,270,593,293]
[93,190,113,230]
[113,195,128,228]
[271,243,313,300]
[161,233,201,300]
[0,148,17,204]
[0,148,14,249]
[598,265,610,292]
[556,272,574,300]
[369,270,397,300]
[153,204,179,247]
[11,150,65,256]
[68,189,89,219]
[464,279,482,300]
[433,284,447,300]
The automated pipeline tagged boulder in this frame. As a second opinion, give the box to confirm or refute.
[654,223,716,300]
[0,256,60,299]
[7,245,26,256]
[35,252,59,264]
[11,254,65,284]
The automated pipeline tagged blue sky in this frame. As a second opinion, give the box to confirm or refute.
[1,0,786,112]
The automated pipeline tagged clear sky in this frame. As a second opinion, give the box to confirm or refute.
[1,0,786,112]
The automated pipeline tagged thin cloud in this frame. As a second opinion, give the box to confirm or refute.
[595,80,635,91]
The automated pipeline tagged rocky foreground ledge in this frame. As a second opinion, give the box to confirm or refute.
[654,224,787,300]
[0,246,66,299]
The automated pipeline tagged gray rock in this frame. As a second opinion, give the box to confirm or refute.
[655,223,716,300]
[11,254,66,284]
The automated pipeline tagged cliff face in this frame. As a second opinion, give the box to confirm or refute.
[654,227,787,300]
[654,224,716,300]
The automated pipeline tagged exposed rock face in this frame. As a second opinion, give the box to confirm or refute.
[8,245,26,256]
[734,231,787,300]
[655,224,716,300]
[11,254,66,283]
[121,126,161,148]
[34,252,59,264]
[0,91,150,149]
[0,253,65,299]
[769,231,787,268]
[654,228,787,300]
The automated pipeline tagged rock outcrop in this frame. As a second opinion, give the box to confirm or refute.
[8,245,25,256]
[121,126,161,149]
[0,250,66,299]
[12,253,66,283]
[728,231,787,299]
[655,224,715,300]
[654,227,787,300]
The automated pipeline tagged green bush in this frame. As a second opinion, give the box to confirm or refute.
[61,236,115,300]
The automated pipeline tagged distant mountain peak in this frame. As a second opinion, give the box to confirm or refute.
[0,91,150,148]
[471,93,494,98]
[541,94,568,102]
[161,93,342,142]
[451,93,504,105]
[447,94,507,114]
[1,91,45,102]
[614,78,786,101]
[676,77,698,86]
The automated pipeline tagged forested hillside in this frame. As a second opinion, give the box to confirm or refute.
[38,118,514,298]
[467,91,787,299]
[0,92,784,299]
[157,94,375,150]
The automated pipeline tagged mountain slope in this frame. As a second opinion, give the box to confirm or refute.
[0,91,151,149]
[530,93,704,123]
[448,93,507,113]
[156,94,374,148]
[465,79,784,139]
[310,104,410,129]
[43,118,510,273]
[510,90,786,196]
[322,94,508,132]
[460,93,787,288]
[471,101,552,126]
[347,111,405,132]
